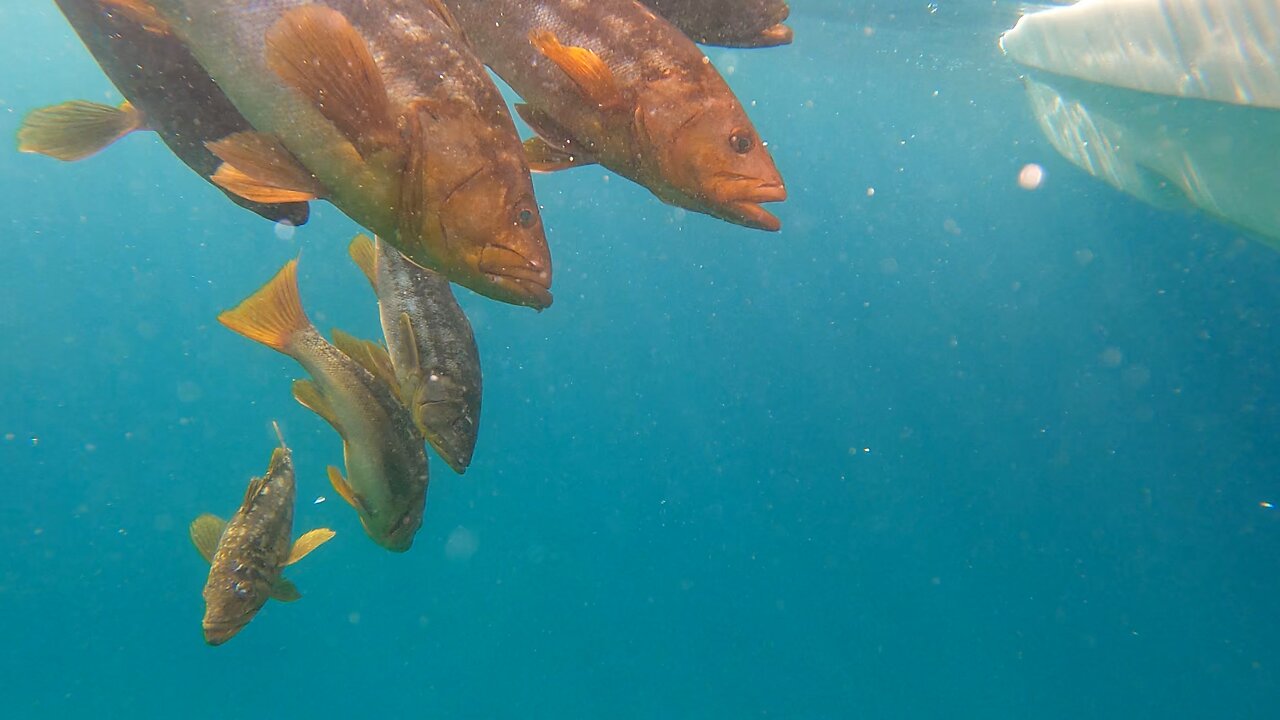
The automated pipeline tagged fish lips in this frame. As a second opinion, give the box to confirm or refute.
[202,619,247,646]
[477,244,553,310]
[714,178,788,231]
[754,23,794,47]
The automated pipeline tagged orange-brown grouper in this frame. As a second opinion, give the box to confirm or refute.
[441,0,787,231]
[18,0,308,226]
[349,235,482,474]
[189,425,335,645]
[219,260,430,552]
[642,0,792,48]
[146,0,553,309]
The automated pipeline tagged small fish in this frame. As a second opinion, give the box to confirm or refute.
[189,425,334,645]
[442,0,787,231]
[642,0,793,48]
[148,0,553,308]
[349,235,482,474]
[18,0,308,226]
[218,260,430,552]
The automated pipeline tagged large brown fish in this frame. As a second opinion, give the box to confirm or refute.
[442,0,787,231]
[218,260,430,552]
[17,0,308,226]
[189,426,334,645]
[147,0,553,308]
[643,0,793,48]
[349,235,481,474]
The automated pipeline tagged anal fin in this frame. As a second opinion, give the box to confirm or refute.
[264,6,399,158]
[523,136,595,172]
[189,514,228,564]
[331,328,400,400]
[18,100,145,162]
[292,379,342,432]
[208,132,325,203]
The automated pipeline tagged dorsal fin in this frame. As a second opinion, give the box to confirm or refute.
[292,379,342,433]
[242,474,269,505]
[528,30,622,109]
[330,328,400,400]
[347,234,378,289]
[264,6,399,159]
[189,514,227,564]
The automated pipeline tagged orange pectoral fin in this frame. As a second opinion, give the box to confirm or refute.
[528,30,622,110]
[264,5,398,158]
[98,0,171,35]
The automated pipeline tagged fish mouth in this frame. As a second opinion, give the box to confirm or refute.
[713,177,788,231]
[478,244,553,310]
[202,620,244,646]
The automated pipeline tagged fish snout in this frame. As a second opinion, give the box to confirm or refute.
[715,176,788,231]
[202,619,244,646]
[478,244,553,310]
[756,23,794,47]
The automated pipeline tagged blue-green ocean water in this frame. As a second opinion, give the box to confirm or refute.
[3,1,1279,717]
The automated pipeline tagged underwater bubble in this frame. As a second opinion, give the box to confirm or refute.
[445,526,478,562]
[274,221,296,241]
[1100,347,1124,367]
[176,381,202,403]
[1018,163,1045,190]
[1075,249,1095,266]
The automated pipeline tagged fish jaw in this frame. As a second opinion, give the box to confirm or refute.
[475,244,554,309]
[753,23,794,47]
[706,174,788,231]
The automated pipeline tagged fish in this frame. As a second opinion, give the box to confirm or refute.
[349,235,482,474]
[218,260,430,552]
[642,0,793,48]
[189,424,335,645]
[441,0,787,231]
[17,0,308,226]
[146,0,553,309]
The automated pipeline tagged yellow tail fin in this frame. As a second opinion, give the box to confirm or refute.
[218,260,310,352]
[17,100,145,161]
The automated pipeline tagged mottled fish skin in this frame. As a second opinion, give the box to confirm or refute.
[374,239,482,474]
[641,0,792,47]
[147,0,553,308]
[52,0,309,225]
[442,0,786,230]
[291,326,430,552]
[201,446,296,645]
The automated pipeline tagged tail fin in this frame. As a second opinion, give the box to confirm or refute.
[17,100,145,161]
[218,260,310,353]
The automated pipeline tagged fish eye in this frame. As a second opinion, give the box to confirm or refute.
[729,129,754,154]
[515,204,538,228]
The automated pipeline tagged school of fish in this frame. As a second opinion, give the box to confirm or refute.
[18,0,793,644]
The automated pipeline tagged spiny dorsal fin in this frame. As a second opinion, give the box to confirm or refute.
[189,514,227,564]
[98,0,171,34]
[291,379,341,433]
[347,234,378,290]
[269,576,301,602]
[286,528,336,565]
[523,136,595,173]
[208,131,325,203]
[528,30,622,109]
[17,100,145,162]
[217,260,311,354]
[264,6,399,159]
[242,474,269,506]
[330,328,400,400]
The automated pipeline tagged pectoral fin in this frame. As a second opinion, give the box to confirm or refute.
[208,132,324,203]
[327,465,364,512]
[528,31,621,109]
[347,234,378,289]
[331,328,400,400]
[265,6,399,158]
[523,136,595,172]
[17,100,145,162]
[292,379,342,432]
[189,514,227,564]
[286,528,336,565]
[269,576,302,602]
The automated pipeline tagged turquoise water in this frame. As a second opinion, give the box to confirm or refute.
[3,2,1279,717]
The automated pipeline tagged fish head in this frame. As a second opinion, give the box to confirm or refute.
[689,0,793,47]
[400,104,553,310]
[201,578,267,645]
[346,468,427,553]
[413,373,478,474]
[636,83,786,231]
